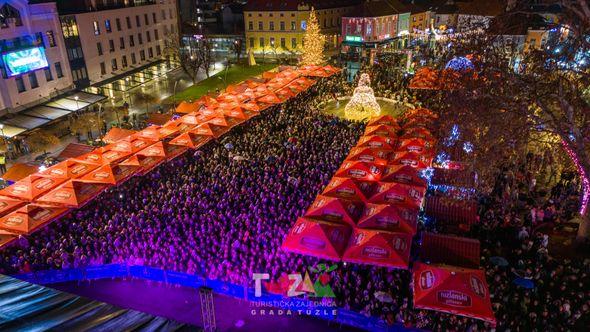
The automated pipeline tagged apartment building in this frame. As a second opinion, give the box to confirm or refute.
[244,0,359,55]
[0,0,73,116]
[56,0,179,88]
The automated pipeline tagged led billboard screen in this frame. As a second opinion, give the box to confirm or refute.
[2,47,49,77]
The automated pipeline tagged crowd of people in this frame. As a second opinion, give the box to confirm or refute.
[0,72,588,331]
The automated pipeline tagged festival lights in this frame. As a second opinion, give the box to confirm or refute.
[562,140,590,215]
[344,74,381,121]
[301,8,325,66]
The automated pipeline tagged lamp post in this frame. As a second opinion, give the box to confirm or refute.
[74,95,80,111]
[0,123,5,140]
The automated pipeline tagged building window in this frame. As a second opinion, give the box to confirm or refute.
[131,52,136,64]
[291,38,297,48]
[111,58,118,71]
[161,9,166,20]
[44,68,53,81]
[259,37,264,48]
[97,42,103,55]
[93,21,100,35]
[120,37,125,49]
[280,21,285,31]
[28,72,38,89]
[46,31,56,47]
[291,21,296,30]
[148,47,153,58]
[249,37,254,48]
[138,33,143,45]
[146,31,151,42]
[109,39,115,52]
[280,38,286,48]
[270,37,275,47]
[100,62,106,75]
[55,62,63,78]
[152,13,157,24]
[156,45,161,56]
[144,14,149,25]
[140,50,146,61]
[126,16,131,29]
[105,19,111,33]
[122,55,127,68]
[129,35,135,47]
[136,15,141,27]
[248,21,253,30]
[258,21,263,30]
[269,22,274,31]
[154,29,159,40]
[15,76,25,93]
[116,18,121,31]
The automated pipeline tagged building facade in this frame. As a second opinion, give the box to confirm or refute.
[244,0,359,56]
[56,0,179,88]
[0,0,73,116]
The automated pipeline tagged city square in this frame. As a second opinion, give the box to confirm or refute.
[0,0,588,331]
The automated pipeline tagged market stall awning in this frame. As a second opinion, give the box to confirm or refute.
[1,163,38,182]
[37,180,108,208]
[342,229,411,269]
[56,143,95,160]
[102,127,137,144]
[335,160,384,182]
[304,195,363,227]
[1,115,50,130]
[282,217,351,261]
[78,163,140,185]
[369,182,426,208]
[381,164,427,188]
[321,177,371,202]
[0,174,67,201]
[0,204,68,234]
[357,203,418,234]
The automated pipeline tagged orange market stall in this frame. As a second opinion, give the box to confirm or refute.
[0,204,68,234]
[37,180,108,208]
[78,163,141,185]
[281,217,351,261]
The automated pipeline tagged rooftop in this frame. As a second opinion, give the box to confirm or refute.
[244,0,360,11]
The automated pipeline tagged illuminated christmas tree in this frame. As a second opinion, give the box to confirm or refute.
[344,73,381,121]
[301,8,325,66]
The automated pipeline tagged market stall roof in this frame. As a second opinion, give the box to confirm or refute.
[335,160,384,182]
[147,113,173,126]
[78,163,140,185]
[0,203,68,234]
[37,180,108,208]
[38,159,100,179]
[412,262,496,324]
[381,164,428,188]
[23,106,71,120]
[0,232,16,248]
[357,203,418,234]
[282,217,351,261]
[369,182,426,208]
[0,174,68,201]
[0,124,27,138]
[56,143,95,160]
[102,127,137,144]
[0,195,27,218]
[346,147,391,166]
[1,163,38,182]
[304,195,363,227]
[343,229,411,269]
[321,177,372,202]
[168,130,212,150]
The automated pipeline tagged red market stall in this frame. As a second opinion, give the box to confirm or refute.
[304,195,363,227]
[174,101,197,114]
[0,195,27,218]
[0,174,68,201]
[37,180,108,208]
[342,229,411,269]
[135,125,177,141]
[38,159,100,179]
[392,151,433,169]
[365,124,399,138]
[381,164,427,188]
[397,138,434,154]
[346,147,391,166]
[119,154,165,175]
[169,130,212,150]
[356,135,396,150]
[102,127,137,144]
[74,146,132,165]
[321,177,372,202]
[79,163,140,185]
[369,182,426,208]
[163,142,188,161]
[109,136,155,154]
[403,108,438,121]
[257,92,281,105]
[401,127,436,142]
[367,115,398,127]
[204,116,232,137]
[421,233,481,268]
[357,203,418,234]
[0,204,68,234]
[334,161,384,182]
[281,217,351,261]
[412,262,496,324]
[425,196,479,228]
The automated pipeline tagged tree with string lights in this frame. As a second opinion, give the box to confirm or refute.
[301,7,325,66]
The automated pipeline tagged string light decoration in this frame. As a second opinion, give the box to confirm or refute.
[562,139,590,215]
[344,73,381,121]
[301,7,325,66]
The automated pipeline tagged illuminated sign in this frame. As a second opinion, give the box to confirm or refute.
[2,47,49,77]
[345,36,362,42]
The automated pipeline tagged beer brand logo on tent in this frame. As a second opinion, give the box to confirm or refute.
[385,193,405,203]
[370,165,381,175]
[49,169,66,176]
[176,138,189,145]
[300,236,326,250]
[323,211,343,221]
[470,275,486,298]
[407,145,423,152]
[409,188,422,200]
[420,270,435,289]
[346,203,358,214]
[392,236,407,251]
[400,159,418,166]
[376,216,399,226]
[93,171,110,179]
[145,148,160,156]
[348,169,366,178]
[354,232,366,245]
[293,222,306,234]
[437,290,472,307]
[11,184,28,194]
[34,178,55,190]
[336,187,355,196]
[5,215,24,226]
[30,208,51,221]
[313,198,326,208]
[133,140,147,148]
[368,141,383,148]
[362,246,389,259]
[104,151,120,160]
[54,191,72,200]
[358,155,375,162]
[71,164,88,175]
[394,174,412,183]
[86,154,100,161]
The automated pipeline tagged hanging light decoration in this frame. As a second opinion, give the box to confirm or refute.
[562,139,590,215]
[344,73,381,121]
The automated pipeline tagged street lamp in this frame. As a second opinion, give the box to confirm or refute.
[74,95,80,110]
[0,123,4,138]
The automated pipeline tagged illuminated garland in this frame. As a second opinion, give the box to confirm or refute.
[562,139,590,215]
